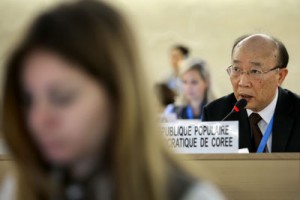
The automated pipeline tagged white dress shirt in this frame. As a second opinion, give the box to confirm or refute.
[246,88,279,152]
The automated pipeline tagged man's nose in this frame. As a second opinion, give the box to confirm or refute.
[238,73,251,87]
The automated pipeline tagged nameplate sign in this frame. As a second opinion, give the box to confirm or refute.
[161,120,239,153]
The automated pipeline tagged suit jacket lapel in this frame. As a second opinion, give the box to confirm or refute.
[272,88,294,152]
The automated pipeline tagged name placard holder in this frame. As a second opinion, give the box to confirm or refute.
[161,120,239,153]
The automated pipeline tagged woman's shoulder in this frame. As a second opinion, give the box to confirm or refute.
[182,181,226,200]
[164,104,186,117]
[167,165,225,200]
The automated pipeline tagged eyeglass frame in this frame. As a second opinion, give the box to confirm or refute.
[226,65,281,80]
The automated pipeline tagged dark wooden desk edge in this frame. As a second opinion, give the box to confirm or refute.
[179,153,300,160]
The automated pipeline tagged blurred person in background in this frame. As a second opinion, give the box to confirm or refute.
[1,0,224,200]
[164,59,212,119]
[162,44,190,95]
[154,83,176,111]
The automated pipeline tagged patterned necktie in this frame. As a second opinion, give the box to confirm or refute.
[249,113,265,152]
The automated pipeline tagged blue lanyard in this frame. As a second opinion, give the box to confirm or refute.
[257,115,274,153]
[186,106,201,119]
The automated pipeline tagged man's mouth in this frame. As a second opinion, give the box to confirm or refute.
[239,93,253,101]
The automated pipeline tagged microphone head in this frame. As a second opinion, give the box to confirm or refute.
[233,99,247,112]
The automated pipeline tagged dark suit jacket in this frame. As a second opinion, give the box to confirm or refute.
[202,87,300,152]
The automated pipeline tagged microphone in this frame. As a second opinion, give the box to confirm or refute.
[222,99,247,121]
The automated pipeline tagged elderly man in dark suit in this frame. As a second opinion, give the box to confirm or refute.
[202,34,300,152]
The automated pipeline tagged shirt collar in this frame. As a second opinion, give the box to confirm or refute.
[246,88,278,124]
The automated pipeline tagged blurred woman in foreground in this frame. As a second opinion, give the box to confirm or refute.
[2,1,224,200]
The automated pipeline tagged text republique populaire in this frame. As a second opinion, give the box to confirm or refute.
[162,124,234,148]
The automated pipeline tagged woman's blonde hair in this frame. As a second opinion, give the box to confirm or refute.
[1,1,184,199]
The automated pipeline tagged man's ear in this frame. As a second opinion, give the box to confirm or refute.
[278,68,288,86]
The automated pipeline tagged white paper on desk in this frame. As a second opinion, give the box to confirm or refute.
[238,148,249,154]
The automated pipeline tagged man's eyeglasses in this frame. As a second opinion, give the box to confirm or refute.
[226,65,280,80]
